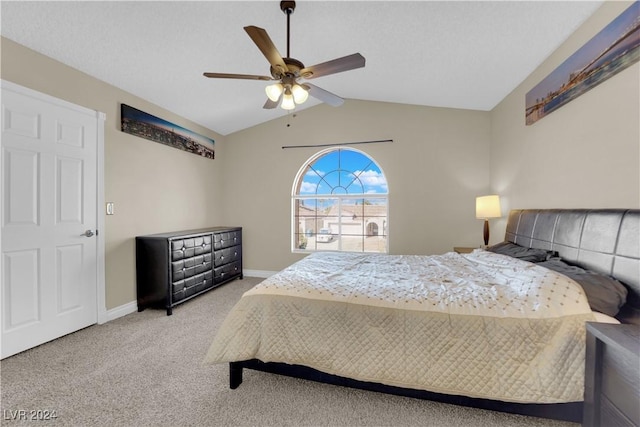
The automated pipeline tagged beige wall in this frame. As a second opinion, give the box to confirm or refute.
[490,1,640,237]
[222,100,491,272]
[3,35,492,304]
[3,0,638,310]
[1,37,226,309]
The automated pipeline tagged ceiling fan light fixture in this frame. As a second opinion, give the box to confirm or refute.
[203,1,365,112]
[265,83,284,102]
[281,90,296,110]
[291,84,309,104]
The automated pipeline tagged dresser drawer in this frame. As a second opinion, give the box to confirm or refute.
[172,270,214,303]
[600,395,635,427]
[214,245,241,267]
[171,234,212,260]
[601,343,639,426]
[171,253,212,282]
[214,231,241,250]
[214,261,241,282]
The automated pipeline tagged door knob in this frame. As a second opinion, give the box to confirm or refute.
[83,230,95,237]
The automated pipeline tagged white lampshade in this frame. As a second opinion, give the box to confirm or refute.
[291,84,309,104]
[476,195,501,219]
[265,83,283,102]
[281,92,295,110]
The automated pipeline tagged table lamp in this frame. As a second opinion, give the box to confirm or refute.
[476,195,501,246]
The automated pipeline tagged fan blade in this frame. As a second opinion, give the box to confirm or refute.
[244,26,289,74]
[203,72,273,81]
[300,53,365,79]
[304,83,344,107]
[263,97,279,109]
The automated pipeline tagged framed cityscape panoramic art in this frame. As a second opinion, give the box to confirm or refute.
[121,104,215,159]
[526,1,639,125]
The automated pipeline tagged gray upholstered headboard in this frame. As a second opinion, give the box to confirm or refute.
[505,209,640,324]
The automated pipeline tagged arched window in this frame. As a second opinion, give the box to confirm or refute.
[292,147,388,253]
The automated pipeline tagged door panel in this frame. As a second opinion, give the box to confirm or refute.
[1,83,100,359]
[2,106,40,139]
[56,244,83,312]
[3,149,39,226]
[3,249,40,329]
[57,156,83,224]
[56,120,85,148]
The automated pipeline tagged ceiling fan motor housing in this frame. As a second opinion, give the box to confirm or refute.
[271,57,307,80]
[280,1,296,15]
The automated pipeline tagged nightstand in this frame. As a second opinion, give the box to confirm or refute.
[453,247,476,254]
[584,323,640,427]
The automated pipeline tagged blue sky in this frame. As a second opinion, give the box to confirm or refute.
[299,149,388,196]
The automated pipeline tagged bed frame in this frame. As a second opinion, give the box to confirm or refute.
[229,209,640,422]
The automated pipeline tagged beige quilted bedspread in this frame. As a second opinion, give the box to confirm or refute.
[205,251,596,403]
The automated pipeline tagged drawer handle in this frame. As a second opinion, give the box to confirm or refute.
[221,256,224,260]
[234,252,237,256]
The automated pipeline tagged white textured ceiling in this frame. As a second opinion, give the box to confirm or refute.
[1,1,603,135]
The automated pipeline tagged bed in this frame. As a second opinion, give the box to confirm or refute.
[204,209,639,422]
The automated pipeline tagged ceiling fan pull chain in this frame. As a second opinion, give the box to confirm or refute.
[286,112,297,128]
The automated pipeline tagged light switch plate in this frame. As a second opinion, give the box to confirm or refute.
[106,202,115,215]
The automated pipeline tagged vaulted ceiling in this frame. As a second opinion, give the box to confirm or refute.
[1,1,603,135]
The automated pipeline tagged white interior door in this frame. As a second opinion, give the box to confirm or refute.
[1,81,103,359]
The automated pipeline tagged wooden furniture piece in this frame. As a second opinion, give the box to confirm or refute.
[136,227,242,315]
[453,246,475,254]
[584,323,640,427]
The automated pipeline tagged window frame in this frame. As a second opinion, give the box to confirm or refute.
[291,147,389,254]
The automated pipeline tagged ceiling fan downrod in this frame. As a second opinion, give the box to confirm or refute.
[281,1,296,59]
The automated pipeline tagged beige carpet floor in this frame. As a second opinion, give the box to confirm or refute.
[0,277,578,427]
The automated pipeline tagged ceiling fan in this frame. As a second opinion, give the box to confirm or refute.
[203,1,365,110]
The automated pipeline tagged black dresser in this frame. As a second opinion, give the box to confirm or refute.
[136,227,242,315]
[584,322,640,427]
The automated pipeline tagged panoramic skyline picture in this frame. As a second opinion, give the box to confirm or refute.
[121,104,215,159]
[526,1,639,125]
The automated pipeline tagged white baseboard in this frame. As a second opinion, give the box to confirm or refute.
[101,301,138,324]
[99,269,274,324]
[243,269,277,278]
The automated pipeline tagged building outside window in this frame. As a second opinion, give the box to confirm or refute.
[292,147,388,253]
